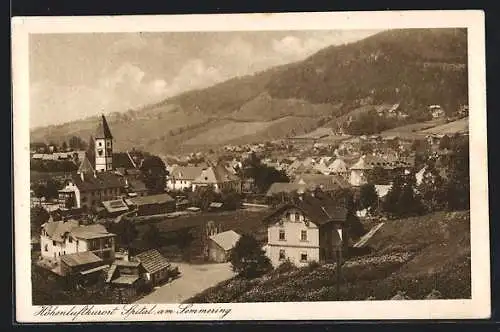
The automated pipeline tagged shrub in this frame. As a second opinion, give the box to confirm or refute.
[306,260,321,272]
[230,234,272,279]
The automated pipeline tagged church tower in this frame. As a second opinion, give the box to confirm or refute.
[94,114,113,172]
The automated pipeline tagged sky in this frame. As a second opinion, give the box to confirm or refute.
[29,29,381,128]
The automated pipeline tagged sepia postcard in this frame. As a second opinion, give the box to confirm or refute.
[12,10,490,322]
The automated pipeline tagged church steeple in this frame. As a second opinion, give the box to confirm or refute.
[95,114,113,139]
[94,114,113,172]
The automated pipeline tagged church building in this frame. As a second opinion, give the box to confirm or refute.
[58,115,127,210]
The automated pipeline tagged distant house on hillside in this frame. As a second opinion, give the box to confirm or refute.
[429,105,445,118]
[192,164,242,193]
[166,165,204,191]
[262,192,350,267]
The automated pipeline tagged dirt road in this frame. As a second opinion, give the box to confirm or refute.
[135,262,235,304]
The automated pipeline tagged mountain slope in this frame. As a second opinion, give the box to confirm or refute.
[30,28,468,154]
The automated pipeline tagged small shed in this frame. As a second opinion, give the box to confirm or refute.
[134,249,172,287]
[59,251,108,287]
[106,260,144,299]
[208,230,241,263]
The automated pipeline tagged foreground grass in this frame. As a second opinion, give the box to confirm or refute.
[185,210,470,302]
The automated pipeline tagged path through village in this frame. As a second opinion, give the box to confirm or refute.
[135,262,235,304]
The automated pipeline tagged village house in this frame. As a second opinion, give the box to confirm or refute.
[207,230,241,263]
[263,192,350,267]
[57,157,126,210]
[429,105,445,118]
[192,164,242,193]
[166,165,204,191]
[125,193,176,216]
[40,219,116,264]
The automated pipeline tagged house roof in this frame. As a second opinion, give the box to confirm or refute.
[80,265,109,275]
[169,166,204,180]
[60,251,103,267]
[328,159,348,173]
[264,194,348,226]
[115,260,141,267]
[77,156,94,175]
[194,164,240,184]
[134,249,171,274]
[112,275,140,285]
[42,220,80,242]
[102,199,129,214]
[69,171,126,191]
[95,114,113,139]
[294,174,351,191]
[266,182,306,197]
[113,152,136,170]
[126,177,148,192]
[127,193,175,206]
[70,224,116,240]
[209,230,241,251]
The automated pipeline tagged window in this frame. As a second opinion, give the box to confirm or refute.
[44,245,48,252]
[279,229,286,241]
[300,253,308,262]
[68,237,73,243]
[52,241,56,246]
[98,142,102,147]
[300,230,308,241]
[279,249,286,261]
[278,219,284,227]
[298,214,304,222]
[98,149,103,156]
[290,213,296,222]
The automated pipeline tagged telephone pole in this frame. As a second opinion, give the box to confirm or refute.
[336,241,343,298]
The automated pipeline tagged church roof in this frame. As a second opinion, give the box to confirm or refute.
[95,114,113,139]
[78,155,94,175]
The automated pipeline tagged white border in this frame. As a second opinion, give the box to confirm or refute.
[12,10,489,322]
